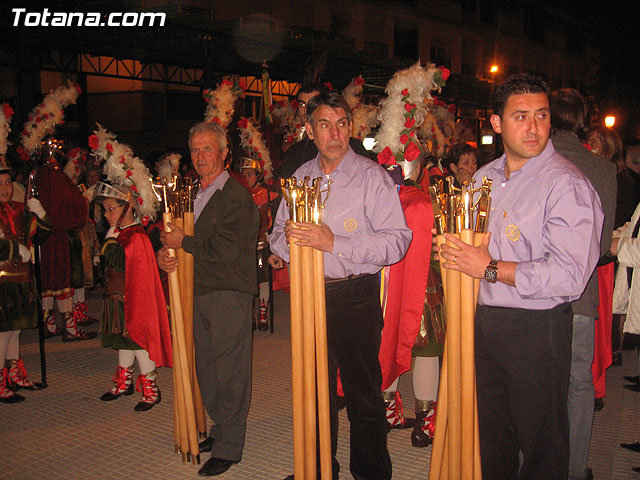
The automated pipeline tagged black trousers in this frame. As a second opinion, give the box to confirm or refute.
[325,274,392,480]
[475,303,572,480]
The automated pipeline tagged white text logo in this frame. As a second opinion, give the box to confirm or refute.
[12,8,166,27]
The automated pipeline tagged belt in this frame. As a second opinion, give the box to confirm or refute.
[324,273,373,284]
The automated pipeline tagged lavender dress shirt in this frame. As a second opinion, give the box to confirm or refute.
[193,170,229,222]
[474,140,604,310]
[269,147,412,278]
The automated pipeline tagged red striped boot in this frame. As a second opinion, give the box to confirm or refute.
[62,311,97,342]
[411,400,436,447]
[383,390,413,432]
[100,365,135,401]
[6,358,44,391]
[43,309,61,339]
[74,301,97,326]
[0,367,25,404]
[134,371,161,412]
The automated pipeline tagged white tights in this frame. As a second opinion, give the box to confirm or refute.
[383,356,440,402]
[118,349,156,375]
[0,330,20,366]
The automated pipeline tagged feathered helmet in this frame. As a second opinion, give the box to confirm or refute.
[156,152,181,180]
[342,75,380,140]
[88,123,158,227]
[0,103,14,158]
[203,79,245,128]
[374,62,447,180]
[237,117,272,182]
[19,80,81,160]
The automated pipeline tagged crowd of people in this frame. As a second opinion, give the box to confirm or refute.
[1,69,640,480]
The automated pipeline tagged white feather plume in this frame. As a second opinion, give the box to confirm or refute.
[203,80,241,128]
[237,118,272,181]
[157,153,181,180]
[90,123,158,222]
[21,80,81,154]
[374,62,440,155]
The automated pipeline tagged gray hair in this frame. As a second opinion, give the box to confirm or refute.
[188,121,228,152]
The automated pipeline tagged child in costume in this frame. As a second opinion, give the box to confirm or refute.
[91,125,172,412]
[0,162,51,403]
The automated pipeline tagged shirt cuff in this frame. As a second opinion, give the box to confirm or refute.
[332,235,352,259]
[182,235,194,254]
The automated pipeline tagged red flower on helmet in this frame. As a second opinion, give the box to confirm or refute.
[404,118,415,129]
[404,103,416,113]
[324,82,333,91]
[400,134,409,145]
[291,99,299,110]
[404,142,421,162]
[125,169,133,179]
[106,143,113,153]
[377,146,396,166]
[438,66,450,81]
[88,134,99,150]
[2,104,13,119]
[137,197,144,205]
[401,88,409,97]
[75,83,82,95]
[131,185,138,193]
[16,146,30,162]
[221,79,233,87]
[354,76,364,86]
[239,79,247,91]
[237,118,249,129]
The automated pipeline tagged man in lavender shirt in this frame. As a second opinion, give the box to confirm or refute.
[269,92,412,480]
[440,74,603,480]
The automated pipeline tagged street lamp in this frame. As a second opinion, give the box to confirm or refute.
[604,116,616,128]
[490,65,499,73]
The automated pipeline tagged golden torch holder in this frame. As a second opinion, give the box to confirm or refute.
[281,176,332,480]
[427,176,492,480]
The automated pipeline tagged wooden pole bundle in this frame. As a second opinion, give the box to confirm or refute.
[153,177,206,464]
[281,176,332,480]
[428,177,492,480]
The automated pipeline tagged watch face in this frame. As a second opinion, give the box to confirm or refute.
[485,265,498,283]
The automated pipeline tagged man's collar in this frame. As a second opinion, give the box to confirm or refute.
[201,169,229,191]
[314,146,356,178]
[490,140,555,180]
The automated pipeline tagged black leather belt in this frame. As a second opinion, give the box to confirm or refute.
[324,273,373,284]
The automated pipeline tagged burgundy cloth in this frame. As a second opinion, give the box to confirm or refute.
[34,165,87,294]
[119,226,173,368]
[593,263,614,398]
[378,185,434,390]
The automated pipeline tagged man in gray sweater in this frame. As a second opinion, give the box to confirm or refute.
[550,89,617,480]
[158,121,260,477]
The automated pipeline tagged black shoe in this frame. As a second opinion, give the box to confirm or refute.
[586,467,593,480]
[134,390,161,412]
[100,382,134,401]
[197,457,238,477]
[633,466,640,473]
[0,392,25,404]
[199,436,214,453]
[624,384,640,392]
[625,375,640,384]
[621,441,640,453]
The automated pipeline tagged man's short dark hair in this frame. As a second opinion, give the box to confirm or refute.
[493,74,550,118]
[306,92,352,124]
[550,88,587,137]
[441,143,477,172]
[297,82,330,97]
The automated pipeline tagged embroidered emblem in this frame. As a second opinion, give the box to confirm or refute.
[344,218,358,232]
[505,224,520,242]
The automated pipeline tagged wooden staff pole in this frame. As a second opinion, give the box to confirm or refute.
[313,248,332,479]
[175,217,185,293]
[163,212,200,464]
[301,244,317,478]
[182,211,207,438]
[459,228,475,479]
[429,234,449,480]
[289,239,306,479]
[445,234,462,479]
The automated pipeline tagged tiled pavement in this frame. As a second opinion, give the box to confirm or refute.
[2,288,640,479]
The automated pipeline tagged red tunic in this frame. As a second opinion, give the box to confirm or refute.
[378,185,434,390]
[120,226,173,367]
[34,164,87,296]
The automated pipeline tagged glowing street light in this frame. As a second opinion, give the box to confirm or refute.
[490,65,499,73]
[604,116,616,128]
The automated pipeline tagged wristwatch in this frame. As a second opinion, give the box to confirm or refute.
[484,259,498,283]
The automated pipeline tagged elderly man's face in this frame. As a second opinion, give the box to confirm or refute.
[626,147,640,174]
[190,131,228,180]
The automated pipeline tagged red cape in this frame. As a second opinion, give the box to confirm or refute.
[379,185,434,390]
[593,263,614,398]
[120,226,173,368]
